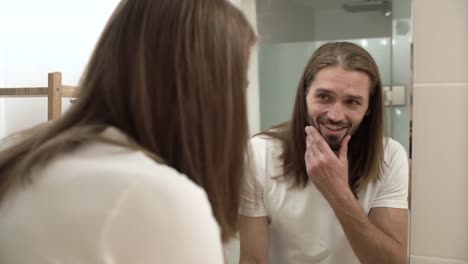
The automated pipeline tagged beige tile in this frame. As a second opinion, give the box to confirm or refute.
[411,255,468,264]
[411,83,468,259]
[413,0,468,83]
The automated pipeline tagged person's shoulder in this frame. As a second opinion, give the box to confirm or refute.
[40,140,200,198]
[98,157,223,263]
[380,137,409,181]
[251,133,271,148]
[11,141,221,263]
[383,137,408,159]
[251,130,283,151]
[35,141,211,229]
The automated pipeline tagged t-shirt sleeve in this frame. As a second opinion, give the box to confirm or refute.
[101,172,225,264]
[371,140,409,209]
[238,137,269,217]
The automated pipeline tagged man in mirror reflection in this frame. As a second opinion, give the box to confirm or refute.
[239,42,409,264]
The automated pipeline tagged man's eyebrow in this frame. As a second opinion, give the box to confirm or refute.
[315,88,364,101]
[314,88,334,94]
[346,95,364,102]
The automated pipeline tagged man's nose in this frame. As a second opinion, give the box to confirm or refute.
[327,103,345,122]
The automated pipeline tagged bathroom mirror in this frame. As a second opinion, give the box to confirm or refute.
[226,0,413,263]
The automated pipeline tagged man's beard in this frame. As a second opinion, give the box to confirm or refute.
[309,115,351,151]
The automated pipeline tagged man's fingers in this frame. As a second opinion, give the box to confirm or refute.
[305,151,311,171]
[307,133,321,158]
[307,126,334,156]
[339,135,351,161]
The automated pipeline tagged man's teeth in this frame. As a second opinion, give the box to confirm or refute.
[323,123,345,131]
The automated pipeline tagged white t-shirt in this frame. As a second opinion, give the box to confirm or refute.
[0,127,224,264]
[240,135,409,264]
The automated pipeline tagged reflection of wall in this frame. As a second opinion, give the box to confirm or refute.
[312,7,392,42]
[258,38,393,130]
[411,0,468,263]
[389,0,412,158]
[256,0,392,43]
[242,0,261,136]
[258,42,315,130]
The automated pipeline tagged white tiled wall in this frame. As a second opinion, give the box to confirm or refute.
[411,0,468,263]
[413,0,468,84]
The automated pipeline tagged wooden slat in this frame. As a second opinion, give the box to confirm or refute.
[0,72,78,121]
[48,72,62,120]
[61,85,80,98]
[0,87,48,97]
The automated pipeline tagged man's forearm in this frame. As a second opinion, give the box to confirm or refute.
[327,189,406,264]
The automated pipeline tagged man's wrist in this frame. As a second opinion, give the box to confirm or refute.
[325,184,356,209]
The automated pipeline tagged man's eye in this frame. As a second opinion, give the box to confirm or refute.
[348,100,361,105]
[317,94,329,101]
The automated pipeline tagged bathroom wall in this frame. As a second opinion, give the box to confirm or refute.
[0,0,261,138]
[0,0,120,137]
[410,0,468,263]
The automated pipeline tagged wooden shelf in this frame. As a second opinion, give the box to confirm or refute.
[0,72,80,120]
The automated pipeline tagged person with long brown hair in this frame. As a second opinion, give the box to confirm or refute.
[239,42,408,264]
[0,0,256,263]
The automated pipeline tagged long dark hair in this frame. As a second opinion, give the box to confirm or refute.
[0,0,256,242]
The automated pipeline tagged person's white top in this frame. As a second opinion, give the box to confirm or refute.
[0,127,224,264]
[240,135,409,264]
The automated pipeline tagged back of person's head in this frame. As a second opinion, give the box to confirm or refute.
[275,42,384,196]
[0,0,256,241]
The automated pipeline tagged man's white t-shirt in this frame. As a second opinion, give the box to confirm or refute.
[0,127,224,263]
[240,135,409,264]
